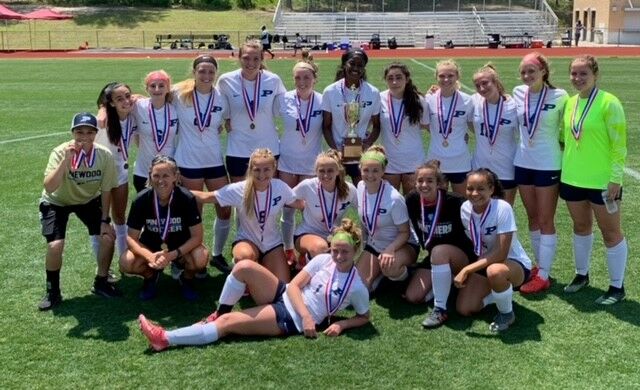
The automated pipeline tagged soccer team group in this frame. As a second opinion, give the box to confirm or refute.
[38,39,628,351]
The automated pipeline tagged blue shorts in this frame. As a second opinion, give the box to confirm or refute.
[499,179,517,190]
[559,182,623,205]
[179,165,228,180]
[513,260,531,291]
[514,166,561,187]
[271,281,300,336]
[226,155,279,178]
[443,171,469,185]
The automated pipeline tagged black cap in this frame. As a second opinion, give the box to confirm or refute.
[70,112,98,131]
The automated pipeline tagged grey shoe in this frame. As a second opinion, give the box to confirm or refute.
[564,273,589,293]
[489,311,515,332]
[422,307,448,329]
[595,285,625,305]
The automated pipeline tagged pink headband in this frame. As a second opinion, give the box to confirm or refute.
[521,53,542,68]
[146,71,170,85]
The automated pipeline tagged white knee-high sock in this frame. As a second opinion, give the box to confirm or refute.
[167,323,219,346]
[573,233,593,275]
[431,264,452,310]
[90,235,100,263]
[492,285,513,314]
[213,218,231,257]
[281,207,295,250]
[218,273,246,306]
[537,234,557,280]
[606,239,628,288]
[529,229,541,263]
[114,224,128,257]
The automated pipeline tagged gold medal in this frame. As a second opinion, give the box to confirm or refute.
[442,140,449,147]
[250,123,255,130]
[161,243,168,252]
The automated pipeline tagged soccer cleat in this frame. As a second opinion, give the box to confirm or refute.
[179,276,199,301]
[489,311,515,332]
[92,277,123,298]
[530,266,539,278]
[38,291,62,311]
[195,269,209,279]
[519,275,551,294]
[138,314,169,352]
[209,254,232,274]
[422,307,448,329]
[595,285,625,305]
[139,272,159,301]
[285,249,296,266]
[563,273,589,293]
[107,269,119,284]
[170,262,183,280]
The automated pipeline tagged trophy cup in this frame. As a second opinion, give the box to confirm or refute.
[342,88,363,162]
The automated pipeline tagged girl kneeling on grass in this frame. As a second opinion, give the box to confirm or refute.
[457,168,532,332]
[138,218,370,351]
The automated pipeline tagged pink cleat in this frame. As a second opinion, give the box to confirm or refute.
[138,314,169,351]
[519,275,551,294]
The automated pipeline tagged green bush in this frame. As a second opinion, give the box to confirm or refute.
[236,0,254,9]
[181,0,233,10]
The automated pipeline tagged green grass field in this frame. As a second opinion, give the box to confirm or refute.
[1,56,640,388]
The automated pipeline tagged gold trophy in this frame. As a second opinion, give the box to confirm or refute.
[342,87,363,162]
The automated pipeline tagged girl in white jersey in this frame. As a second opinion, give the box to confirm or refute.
[292,150,357,267]
[379,62,429,194]
[95,82,136,258]
[470,64,519,205]
[131,70,178,192]
[425,60,474,196]
[458,169,532,332]
[278,60,324,264]
[322,49,381,183]
[172,55,232,274]
[217,40,286,183]
[138,218,370,351]
[512,53,568,294]
[356,145,418,291]
[196,149,304,282]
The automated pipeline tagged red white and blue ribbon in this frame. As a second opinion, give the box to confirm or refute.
[254,183,272,241]
[118,116,134,162]
[193,90,215,133]
[149,103,171,152]
[362,183,385,237]
[570,87,599,142]
[71,147,96,170]
[387,93,405,142]
[241,72,262,124]
[318,182,338,233]
[437,90,458,143]
[296,92,315,142]
[483,96,504,147]
[153,189,174,243]
[524,86,548,144]
[325,265,356,317]
[469,200,493,256]
[420,189,443,250]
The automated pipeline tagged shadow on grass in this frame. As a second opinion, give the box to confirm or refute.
[72,8,168,29]
[372,279,426,320]
[51,271,227,342]
[460,302,544,344]
[554,284,640,327]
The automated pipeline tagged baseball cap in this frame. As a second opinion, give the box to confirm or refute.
[70,112,99,131]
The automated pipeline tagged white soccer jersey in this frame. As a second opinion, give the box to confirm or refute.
[278,90,324,176]
[379,90,429,174]
[471,94,519,180]
[293,178,358,237]
[215,178,295,252]
[282,253,369,331]
[131,98,178,178]
[95,115,137,186]
[460,198,531,269]
[512,85,568,171]
[173,88,228,169]
[321,79,381,148]
[425,90,474,173]
[216,69,286,157]
[356,180,412,253]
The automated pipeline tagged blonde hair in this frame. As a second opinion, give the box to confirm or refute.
[328,218,362,251]
[474,63,507,98]
[242,148,277,216]
[144,69,173,103]
[435,59,462,90]
[315,149,349,200]
[175,55,219,106]
[239,40,267,71]
[293,61,318,78]
[360,144,388,168]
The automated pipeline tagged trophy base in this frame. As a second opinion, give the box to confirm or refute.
[342,136,363,162]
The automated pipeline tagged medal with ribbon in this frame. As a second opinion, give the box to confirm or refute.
[149,103,171,152]
[570,87,598,143]
[325,264,356,321]
[420,189,443,251]
[241,72,262,129]
[71,146,96,171]
[482,96,504,150]
[469,200,492,256]
[254,183,272,242]
[118,116,133,162]
[524,86,548,146]
[193,89,215,133]
[153,189,174,252]
[296,92,315,145]
[387,93,405,144]
[437,90,458,147]
[362,183,385,237]
[318,182,339,233]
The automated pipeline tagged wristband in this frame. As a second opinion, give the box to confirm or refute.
[101,217,111,224]
[175,248,183,258]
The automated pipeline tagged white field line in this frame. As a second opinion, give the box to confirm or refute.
[0,132,67,145]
